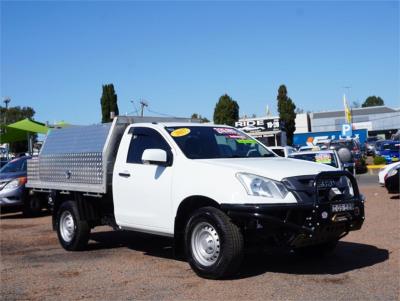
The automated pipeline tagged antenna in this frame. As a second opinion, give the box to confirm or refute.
[139,99,149,117]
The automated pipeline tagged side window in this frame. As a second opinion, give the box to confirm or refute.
[126,128,172,164]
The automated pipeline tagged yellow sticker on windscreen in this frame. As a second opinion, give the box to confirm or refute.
[171,128,191,137]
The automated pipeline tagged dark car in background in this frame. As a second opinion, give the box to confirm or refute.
[384,164,400,194]
[0,156,45,216]
[329,139,366,173]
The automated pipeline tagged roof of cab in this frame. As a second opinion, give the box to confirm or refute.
[130,122,230,128]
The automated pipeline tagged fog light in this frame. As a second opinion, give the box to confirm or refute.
[354,206,360,216]
[321,211,328,219]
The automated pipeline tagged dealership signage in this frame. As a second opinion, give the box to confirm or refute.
[235,118,281,133]
[341,124,352,138]
[293,129,368,146]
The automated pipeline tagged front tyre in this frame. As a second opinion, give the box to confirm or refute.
[56,201,90,251]
[184,207,244,279]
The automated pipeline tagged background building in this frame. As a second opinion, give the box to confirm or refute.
[310,106,400,139]
[235,116,286,146]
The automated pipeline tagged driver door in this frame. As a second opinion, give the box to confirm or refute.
[113,127,174,233]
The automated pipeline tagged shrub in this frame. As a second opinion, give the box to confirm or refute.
[373,156,386,165]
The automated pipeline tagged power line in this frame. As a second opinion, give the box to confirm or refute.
[146,108,176,117]
[130,100,139,116]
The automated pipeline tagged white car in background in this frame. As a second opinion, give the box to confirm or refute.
[241,125,264,132]
[289,149,355,174]
[269,146,296,157]
[379,162,400,186]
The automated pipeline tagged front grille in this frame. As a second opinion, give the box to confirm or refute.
[282,171,358,204]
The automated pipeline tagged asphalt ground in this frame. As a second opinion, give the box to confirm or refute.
[1,173,399,301]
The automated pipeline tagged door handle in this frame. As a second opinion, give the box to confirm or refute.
[119,172,131,178]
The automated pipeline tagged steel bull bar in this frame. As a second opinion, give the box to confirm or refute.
[221,171,365,238]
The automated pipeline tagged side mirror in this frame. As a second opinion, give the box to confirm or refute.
[142,149,168,165]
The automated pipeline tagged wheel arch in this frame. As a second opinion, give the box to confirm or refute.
[52,191,99,230]
[173,195,220,256]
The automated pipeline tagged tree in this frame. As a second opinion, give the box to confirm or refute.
[100,84,119,123]
[277,85,296,146]
[0,106,36,153]
[213,94,239,126]
[362,96,384,108]
[351,101,360,108]
[191,113,210,123]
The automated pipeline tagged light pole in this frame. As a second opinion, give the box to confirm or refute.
[2,97,11,159]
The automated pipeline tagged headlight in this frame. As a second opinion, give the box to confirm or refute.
[236,173,288,199]
[2,177,27,191]
[387,168,398,178]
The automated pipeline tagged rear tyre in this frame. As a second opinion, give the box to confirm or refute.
[23,195,42,217]
[184,206,244,279]
[294,240,338,257]
[56,201,90,251]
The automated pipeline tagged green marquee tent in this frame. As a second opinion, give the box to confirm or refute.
[0,118,49,144]
[7,118,49,134]
[0,126,28,143]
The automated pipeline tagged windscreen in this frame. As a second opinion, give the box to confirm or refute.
[289,152,339,168]
[0,158,27,173]
[165,126,275,159]
[389,143,400,151]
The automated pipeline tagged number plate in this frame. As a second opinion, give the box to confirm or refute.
[331,203,354,213]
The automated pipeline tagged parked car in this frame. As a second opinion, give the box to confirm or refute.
[329,139,366,173]
[365,137,379,156]
[375,141,400,164]
[288,149,354,173]
[0,156,45,216]
[384,165,400,194]
[378,162,400,186]
[27,117,365,279]
[269,146,296,157]
[373,140,386,156]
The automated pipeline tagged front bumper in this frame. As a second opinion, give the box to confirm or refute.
[222,199,364,246]
[221,171,365,248]
[0,186,25,207]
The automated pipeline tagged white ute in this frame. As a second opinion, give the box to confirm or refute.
[27,116,365,279]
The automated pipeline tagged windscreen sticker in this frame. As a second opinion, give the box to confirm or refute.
[170,128,191,137]
[214,128,238,135]
[227,135,247,139]
[236,139,256,144]
[315,154,332,164]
